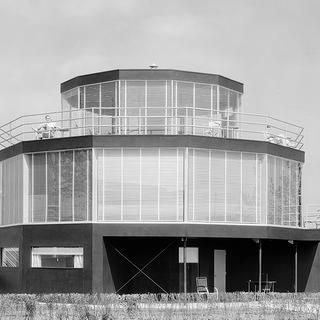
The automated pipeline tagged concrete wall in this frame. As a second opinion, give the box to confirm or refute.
[0,224,319,293]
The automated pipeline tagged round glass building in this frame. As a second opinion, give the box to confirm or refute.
[0,69,315,295]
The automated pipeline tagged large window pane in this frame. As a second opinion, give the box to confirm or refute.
[96,149,104,221]
[290,162,298,226]
[147,81,166,134]
[123,149,140,221]
[159,149,179,221]
[47,152,59,222]
[60,151,73,221]
[226,152,241,222]
[101,82,116,134]
[282,160,290,225]
[126,81,145,134]
[242,153,256,223]
[193,149,210,221]
[74,150,88,221]
[141,148,158,220]
[275,157,282,225]
[103,149,121,220]
[257,154,267,224]
[177,82,193,134]
[267,156,275,224]
[1,248,19,267]
[2,156,23,225]
[88,150,92,221]
[211,151,225,222]
[32,247,83,269]
[85,84,99,109]
[33,153,46,222]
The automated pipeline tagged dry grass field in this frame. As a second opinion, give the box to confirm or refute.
[0,292,320,319]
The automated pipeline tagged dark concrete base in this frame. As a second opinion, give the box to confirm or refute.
[0,223,319,293]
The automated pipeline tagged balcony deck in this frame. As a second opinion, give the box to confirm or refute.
[0,108,304,151]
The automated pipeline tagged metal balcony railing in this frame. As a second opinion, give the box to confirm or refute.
[303,205,320,229]
[0,107,304,151]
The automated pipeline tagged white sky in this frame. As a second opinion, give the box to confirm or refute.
[0,0,319,208]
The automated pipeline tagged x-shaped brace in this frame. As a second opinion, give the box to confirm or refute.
[108,240,175,294]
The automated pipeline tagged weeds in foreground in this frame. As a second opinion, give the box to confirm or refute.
[0,292,319,319]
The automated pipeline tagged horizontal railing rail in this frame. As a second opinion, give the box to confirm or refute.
[0,107,304,150]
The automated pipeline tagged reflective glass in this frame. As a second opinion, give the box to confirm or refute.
[193,149,210,221]
[103,149,121,220]
[123,149,140,220]
[159,149,180,221]
[74,150,88,221]
[47,152,59,222]
[141,148,158,220]
[211,151,225,221]
[60,151,73,221]
[33,153,46,222]
[242,153,256,223]
[226,152,241,222]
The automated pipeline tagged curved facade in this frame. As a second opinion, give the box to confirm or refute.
[0,147,301,227]
[0,69,317,295]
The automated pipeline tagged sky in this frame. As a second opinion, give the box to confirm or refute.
[0,0,319,209]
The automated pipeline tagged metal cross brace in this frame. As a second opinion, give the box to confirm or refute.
[108,240,175,294]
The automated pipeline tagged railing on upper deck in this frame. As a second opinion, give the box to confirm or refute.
[0,108,304,151]
[303,205,320,229]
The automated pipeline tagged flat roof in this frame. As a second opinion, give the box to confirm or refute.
[60,69,244,93]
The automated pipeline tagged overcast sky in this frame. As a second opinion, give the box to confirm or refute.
[0,0,319,209]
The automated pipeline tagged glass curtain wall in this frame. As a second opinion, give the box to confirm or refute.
[96,148,184,221]
[187,150,301,226]
[0,149,301,227]
[28,150,92,223]
[61,81,241,137]
[188,149,266,224]
[0,155,24,225]
[267,155,301,226]
[61,81,117,136]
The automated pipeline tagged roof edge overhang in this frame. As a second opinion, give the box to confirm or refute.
[0,223,319,241]
[60,69,244,93]
[0,135,305,163]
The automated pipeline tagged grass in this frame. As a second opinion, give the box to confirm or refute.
[0,292,320,319]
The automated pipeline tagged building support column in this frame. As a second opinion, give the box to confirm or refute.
[289,240,298,293]
[295,243,298,293]
[183,237,187,297]
[258,240,262,293]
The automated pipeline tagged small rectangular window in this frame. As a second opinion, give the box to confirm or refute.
[1,248,19,267]
[31,247,83,269]
[178,247,198,263]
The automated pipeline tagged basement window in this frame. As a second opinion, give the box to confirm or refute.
[31,247,83,269]
[1,248,19,267]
